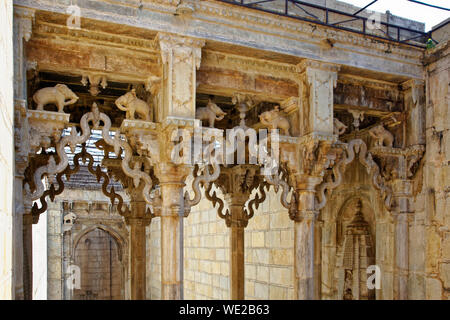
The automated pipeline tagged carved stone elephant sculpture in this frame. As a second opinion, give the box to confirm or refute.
[196,98,227,127]
[259,106,290,136]
[369,124,394,147]
[33,84,79,112]
[115,89,151,121]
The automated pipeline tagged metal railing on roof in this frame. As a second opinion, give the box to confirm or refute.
[216,0,439,48]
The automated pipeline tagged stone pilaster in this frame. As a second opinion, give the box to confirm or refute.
[157,33,205,122]
[292,175,322,300]
[369,145,424,299]
[13,7,34,300]
[290,60,339,300]
[13,7,34,101]
[402,79,425,146]
[297,60,339,137]
[392,179,414,300]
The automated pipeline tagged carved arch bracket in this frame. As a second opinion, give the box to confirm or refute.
[26,104,155,219]
[315,139,395,211]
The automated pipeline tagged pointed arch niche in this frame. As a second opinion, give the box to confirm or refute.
[71,225,126,300]
[318,159,395,300]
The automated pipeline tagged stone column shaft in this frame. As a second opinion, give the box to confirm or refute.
[160,181,184,300]
[294,216,315,300]
[128,213,148,300]
[222,189,251,301]
[394,213,409,300]
[392,179,413,300]
[229,210,245,300]
[313,220,322,300]
[22,214,33,300]
[294,176,321,300]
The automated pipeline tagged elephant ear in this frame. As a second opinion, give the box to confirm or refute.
[55,84,68,93]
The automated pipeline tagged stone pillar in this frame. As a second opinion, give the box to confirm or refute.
[122,180,152,300]
[370,143,423,300]
[224,194,248,300]
[293,60,338,300]
[314,220,323,300]
[126,210,150,300]
[293,176,321,300]
[22,213,33,300]
[13,146,27,300]
[214,165,260,300]
[392,179,413,300]
[12,6,34,301]
[154,33,204,300]
[156,163,190,300]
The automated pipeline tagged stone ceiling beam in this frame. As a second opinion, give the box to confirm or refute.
[26,38,161,83]
[14,0,424,80]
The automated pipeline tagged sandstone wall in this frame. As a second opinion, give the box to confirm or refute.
[244,189,294,300]
[183,186,230,300]
[147,184,296,300]
[0,0,14,300]
[423,40,450,299]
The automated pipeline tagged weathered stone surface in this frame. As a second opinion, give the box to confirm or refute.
[6,0,450,302]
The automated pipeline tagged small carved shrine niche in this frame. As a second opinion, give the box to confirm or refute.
[337,199,375,300]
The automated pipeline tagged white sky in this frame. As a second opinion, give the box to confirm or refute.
[339,0,449,31]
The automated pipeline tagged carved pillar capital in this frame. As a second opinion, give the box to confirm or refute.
[125,216,151,227]
[155,162,191,185]
[297,135,337,178]
[370,145,424,182]
[213,165,262,228]
[157,33,205,69]
[297,60,340,74]
[27,110,71,154]
[223,194,250,228]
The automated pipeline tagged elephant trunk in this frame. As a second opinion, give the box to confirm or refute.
[64,94,79,106]
[115,98,128,111]
[215,114,225,121]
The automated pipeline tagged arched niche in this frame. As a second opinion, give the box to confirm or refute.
[334,197,376,300]
[318,156,394,300]
[71,225,127,300]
